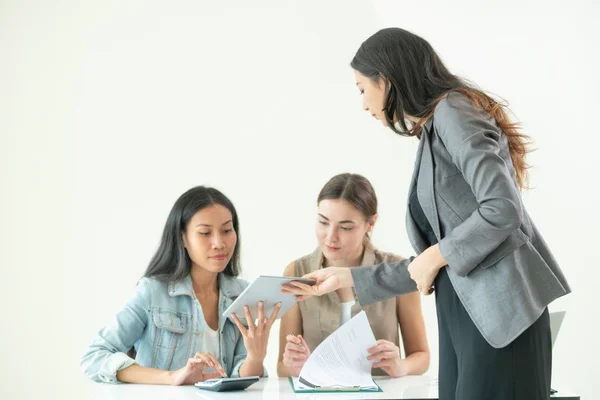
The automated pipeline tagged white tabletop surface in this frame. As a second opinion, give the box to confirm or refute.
[85,376,580,400]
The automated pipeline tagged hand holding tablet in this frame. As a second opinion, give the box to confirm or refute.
[222,275,316,322]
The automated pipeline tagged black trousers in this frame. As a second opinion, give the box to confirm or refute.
[435,267,552,400]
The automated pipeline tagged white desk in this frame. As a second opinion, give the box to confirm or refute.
[86,376,580,399]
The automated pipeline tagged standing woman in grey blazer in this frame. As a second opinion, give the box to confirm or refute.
[282,27,571,400]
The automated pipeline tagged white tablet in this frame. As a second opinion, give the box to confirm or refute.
[222,275,315,322]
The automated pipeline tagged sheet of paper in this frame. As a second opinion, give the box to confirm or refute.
[298,311,377,389]
[290,377,311,390]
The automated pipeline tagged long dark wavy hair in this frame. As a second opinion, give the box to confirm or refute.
[351,27,533,189]
[143,186,241,282]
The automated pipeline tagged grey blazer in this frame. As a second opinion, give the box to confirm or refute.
[351,92,571,348]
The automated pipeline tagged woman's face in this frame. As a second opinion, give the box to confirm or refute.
[315,199,376,263]
[182,204,237,274]
[355,70,388,127]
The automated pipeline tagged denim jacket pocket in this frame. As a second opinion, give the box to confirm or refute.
[151,309,189,369]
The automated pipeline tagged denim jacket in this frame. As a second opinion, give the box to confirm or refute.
[81,273,266,383]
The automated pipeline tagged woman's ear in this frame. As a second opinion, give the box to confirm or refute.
[367,214,379,233]
[377,73,390,88]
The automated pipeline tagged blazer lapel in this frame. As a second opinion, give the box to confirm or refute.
[406,136,429,254]
[416,123,441,241]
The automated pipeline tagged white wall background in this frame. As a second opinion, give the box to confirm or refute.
[1,1,598,399]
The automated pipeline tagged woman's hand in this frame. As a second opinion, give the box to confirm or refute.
[367,340,407,378]
[282,333,310,376]
[281,267,353,301]
[407,244,446,295]
[231,301,281,363]
[169,352,226,386]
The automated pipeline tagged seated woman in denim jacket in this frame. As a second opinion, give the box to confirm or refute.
[81,186,280,385]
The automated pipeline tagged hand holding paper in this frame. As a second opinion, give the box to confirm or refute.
[289,311,381,392]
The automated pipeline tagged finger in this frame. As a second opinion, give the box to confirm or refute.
[188,358,209,368]
[286,334,301,345]
[284,359,307,368]
[372,359,396,369]
[257,301,265,323]
[373,341,396,352]
[206,354,227,376]
[281,284,311,296]
[368,343,389,354]
[283,352,308,363]
[284,350,306,359]
[266,302,281,327]
[284,351,308,361]
[193,352,214,366]
[244,306,256,330]
[368,350,398,361]
[300,271,321,281]
[203,371,224,380]
[298,334,309,350]
[230,313,248,336]
[287,281,316,292]
[294,295,311,302]
[285,342,305,353]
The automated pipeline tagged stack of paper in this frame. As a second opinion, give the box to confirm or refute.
[289,311,381,392]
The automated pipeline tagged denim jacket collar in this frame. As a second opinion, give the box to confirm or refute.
[168,273,246,330]
[168,273,243,297]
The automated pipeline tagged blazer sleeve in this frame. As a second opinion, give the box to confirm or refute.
[434,93,523,277]
[350,257,417,306]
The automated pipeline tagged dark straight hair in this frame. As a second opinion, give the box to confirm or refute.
[351,27,533,189]
[317,173,377,220]
[143,186,241,282]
